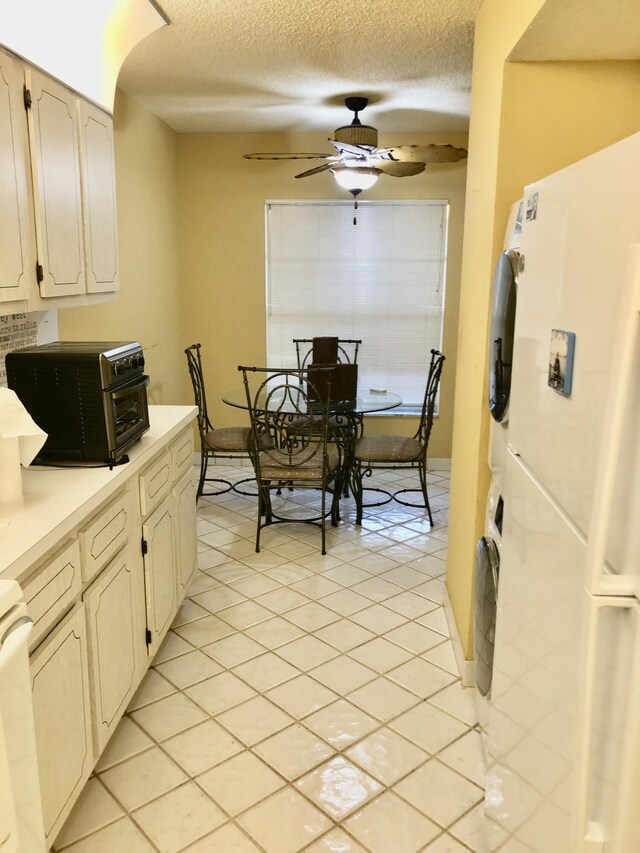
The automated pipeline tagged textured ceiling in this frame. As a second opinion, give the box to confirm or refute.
[117,0,483,133]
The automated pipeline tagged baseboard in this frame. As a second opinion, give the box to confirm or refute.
[443,585,475,687]
[428,458,451,471]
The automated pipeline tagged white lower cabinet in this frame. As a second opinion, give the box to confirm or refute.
[142,494,178,653]
[174,468,197,596]
[83,545,147,754]
[30,604,93,846]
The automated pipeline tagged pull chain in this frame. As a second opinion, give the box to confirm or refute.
[353,198,358,226]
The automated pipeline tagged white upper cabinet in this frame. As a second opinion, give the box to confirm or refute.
[26,67,86,297]
[78,99,118,293]
[0,48,33,305]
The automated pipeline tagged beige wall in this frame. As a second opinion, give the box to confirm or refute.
[447,0,640,657]
[59,90,184,406]
[176,131,468,458]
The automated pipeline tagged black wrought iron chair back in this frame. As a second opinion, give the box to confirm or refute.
[185,343,253,499]
[294,338,362,370]
[238,366,344,555]
[351,349,446,526]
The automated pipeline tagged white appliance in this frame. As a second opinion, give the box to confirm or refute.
[0,580,45,852]
[485,133,640,852]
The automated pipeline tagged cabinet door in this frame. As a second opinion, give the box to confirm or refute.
[30,604,93,846]
[26,68,85,297]
[78,99,118,294]
[0,49,33,304]
[173,469,197,596]
[84,547,146,754]
[142,495,177,652]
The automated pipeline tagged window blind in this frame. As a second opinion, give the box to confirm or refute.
[266,200,448,410]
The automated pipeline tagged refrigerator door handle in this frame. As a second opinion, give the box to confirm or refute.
[576,597,640,852]
[585,244,640,597]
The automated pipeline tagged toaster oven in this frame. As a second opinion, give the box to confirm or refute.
[5,341,150,466]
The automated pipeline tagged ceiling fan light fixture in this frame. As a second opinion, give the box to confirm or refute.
[331,165,380,194]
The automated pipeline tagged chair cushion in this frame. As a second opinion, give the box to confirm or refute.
[204,426,250,452]
[355,435,423,463]
[258,446,340,481]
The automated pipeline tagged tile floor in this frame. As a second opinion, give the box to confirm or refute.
[52,465,485,853]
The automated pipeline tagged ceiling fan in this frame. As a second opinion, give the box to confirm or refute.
[243,96,468,201]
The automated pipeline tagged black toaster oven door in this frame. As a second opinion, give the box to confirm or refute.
[104,374,150,457]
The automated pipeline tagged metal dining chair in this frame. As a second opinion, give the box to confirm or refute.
[238,365,345,555]
[351,349,445,526]
[294,337,362,370]
[185,343,254,499]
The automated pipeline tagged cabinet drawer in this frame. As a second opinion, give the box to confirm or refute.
[139,450,171,516]
[79,490,131,583]
[24,539,82,651]
[171,428,195,482]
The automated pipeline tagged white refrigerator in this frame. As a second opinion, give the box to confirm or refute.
[485,133,640,852]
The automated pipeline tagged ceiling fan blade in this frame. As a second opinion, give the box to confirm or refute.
[378,144,468,164]
[243,153,335,160]
[294,162,336,179]
[377,161,426,177]
[330,140,371,159]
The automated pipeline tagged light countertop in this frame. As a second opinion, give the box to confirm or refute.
[0,405,197,583]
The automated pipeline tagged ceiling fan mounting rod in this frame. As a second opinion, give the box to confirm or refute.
[344,96,368,125]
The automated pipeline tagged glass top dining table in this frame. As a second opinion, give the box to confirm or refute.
[221,387,403,415]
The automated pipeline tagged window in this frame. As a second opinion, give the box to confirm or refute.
[266,199,448,412]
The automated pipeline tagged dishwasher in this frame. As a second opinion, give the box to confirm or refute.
[0,580,45,852]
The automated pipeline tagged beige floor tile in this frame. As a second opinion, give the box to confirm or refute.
[131,691,207,741]
[423,833,471,852]
[197,549,233,570]
[127,669,176,711]
[186,569,221,595]
[416,607,451,635]
[294,552,344,571]
[217,600,274,629]
[347,637,413,673]
[347,677,420,722]
[422,640,459,674]
[389,703,470,755]
[230,573,282,597]
[304,829,369,852]
[386,658,457,698]
[182,822,261,852]
[99,747,187,810]
[346,727,427,785]
[216,695,293,745]
[203,633,267,668]
[344,791,440,853]
[172,598,210,626]
[152,630,193,664]
[174,613,236,646]
[94,717,153,772]
[54,817,156,852]
[309,656,377,695]
[154,649,223,688]
[351,553,399,574]
[379,565,429,589]
[217,539,257,560]
[276,635,339,669]
[244,615,305,648]
[132,781,226,852]
[197,751,285,815]
[264,564,314,585]
[350,604,407,634]
[412,577,446,604]
[240,549,290,569]
[319,588,372,617]
[395,759,483,828]
[438,729,486,787]
[285,601,342,631]
[52,778,122,849]
[232,651,300,692]
[290,575,343,599]
[350,576,404,602]
[383,591,440,619]
[448,802,486,851]
[270,539,319,560]
[254,587,310,613]
[428,682,478,726]
[266,674,338,719]
[162,718,244,775]
[384,622,446,654]
[192,585,246,612]
[185,671,257,715]
[295,755,382,819]
[254,723,335,780]
[313,618,376,652]
[303,699,379,748]
[208,563,254,584]
[238,787,331,853]
[320,565,371,587]
[378,544,426,565]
